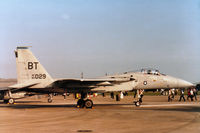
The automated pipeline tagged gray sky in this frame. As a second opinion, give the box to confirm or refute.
[0,0,200,82]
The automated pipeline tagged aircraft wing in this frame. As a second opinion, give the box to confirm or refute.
[52,78,131,88]
[55,78,130,82]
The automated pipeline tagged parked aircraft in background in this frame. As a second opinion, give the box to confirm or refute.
[0,47,194,108]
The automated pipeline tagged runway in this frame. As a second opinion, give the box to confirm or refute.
[122,103,200,108]
[0,95,200,133]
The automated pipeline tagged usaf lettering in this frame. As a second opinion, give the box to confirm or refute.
[28,62,39,70]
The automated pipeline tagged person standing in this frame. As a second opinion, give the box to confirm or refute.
[190,88,194,101]
[168,89,172,102]
[193,88,197,101]
[187,89,191,101]
[171,88,175,100]
[179,89,185,102]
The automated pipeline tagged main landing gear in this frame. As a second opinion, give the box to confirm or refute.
[4,98,15,104]
[76,93,93,109]
[77,99,93,108]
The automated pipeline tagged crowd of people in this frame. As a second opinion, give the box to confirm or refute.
[167,87,198,102]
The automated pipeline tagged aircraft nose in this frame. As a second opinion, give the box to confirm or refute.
[177,79,194,88]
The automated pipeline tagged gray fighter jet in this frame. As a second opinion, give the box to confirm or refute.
[0,47,194,108]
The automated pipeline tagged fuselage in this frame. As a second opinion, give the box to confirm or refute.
[22,69,194,94]
[105,71,193,90]
[91,68,193,92]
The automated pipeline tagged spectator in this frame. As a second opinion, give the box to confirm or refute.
[193,88,197,101]
[171,88,175,100]
[168,89,172,102]
[179,89,185,102]
[187,89,191,101]
[190,88,194,101]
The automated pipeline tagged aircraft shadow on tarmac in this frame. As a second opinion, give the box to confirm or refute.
[0,102,199,113]
[0,104,75,109]
[0,100,43,104]
[0,102,134,109]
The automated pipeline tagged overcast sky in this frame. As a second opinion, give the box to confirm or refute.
[0,0,200,82]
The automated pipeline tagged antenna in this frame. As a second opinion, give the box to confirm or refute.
[16,46,32,49]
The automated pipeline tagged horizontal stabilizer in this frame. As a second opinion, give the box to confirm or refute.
[8,81,39,89]
[0,87,10,91]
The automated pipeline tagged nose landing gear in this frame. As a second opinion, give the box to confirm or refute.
[47,94,53,103]
[133,89,144,107]
[133,101,141,107]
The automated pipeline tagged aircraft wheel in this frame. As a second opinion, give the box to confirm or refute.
[134,101,141,107]
[8,99,15,104]
[85,99,93,109]
[77,99,85,108]
[3,100,8,104]
[48,98,53,103]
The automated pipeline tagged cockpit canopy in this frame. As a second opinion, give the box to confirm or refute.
[123,69,166,76]
[141,69,161,75]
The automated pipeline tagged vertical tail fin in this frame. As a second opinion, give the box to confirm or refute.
[15,46,53,84]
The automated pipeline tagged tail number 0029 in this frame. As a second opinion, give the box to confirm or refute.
[32,74,46,79]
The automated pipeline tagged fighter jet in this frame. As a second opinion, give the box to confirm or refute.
[0,46,194,108]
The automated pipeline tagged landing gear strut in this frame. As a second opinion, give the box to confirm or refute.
[76,92,93,109]
[3,91,15,104]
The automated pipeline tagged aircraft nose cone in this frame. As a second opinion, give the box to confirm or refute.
[177,79,194,88]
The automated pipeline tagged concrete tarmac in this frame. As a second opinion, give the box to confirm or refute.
[0,95,200,133]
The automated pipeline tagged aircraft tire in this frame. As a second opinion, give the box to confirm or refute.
[48,98,53,103]
[134,101,141,107]
[85,99,93,109]
[3,100,8,103]
[77,99,85,108]
[8,99,15,104]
